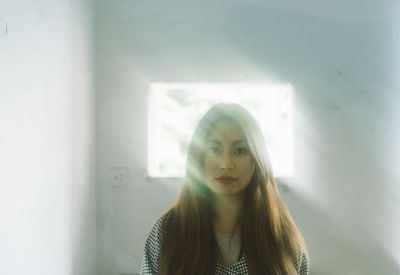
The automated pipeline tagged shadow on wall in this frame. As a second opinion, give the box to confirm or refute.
[279,182,400,275]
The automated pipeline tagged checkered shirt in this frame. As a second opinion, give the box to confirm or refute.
[140,215,309,275]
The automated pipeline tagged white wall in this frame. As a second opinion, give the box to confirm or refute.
[0,1,97,275]
[94,1,400,275]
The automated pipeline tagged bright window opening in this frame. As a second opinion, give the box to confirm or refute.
[147,83,294,178]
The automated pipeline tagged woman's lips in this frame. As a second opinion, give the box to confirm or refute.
[215,176,238,184]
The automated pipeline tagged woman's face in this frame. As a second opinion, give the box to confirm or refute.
[202,119,255,196]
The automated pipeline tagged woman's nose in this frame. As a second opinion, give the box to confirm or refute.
[218,155,235,170]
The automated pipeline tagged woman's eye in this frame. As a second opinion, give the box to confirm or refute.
[208,147,220,154]
[235,147,248,155]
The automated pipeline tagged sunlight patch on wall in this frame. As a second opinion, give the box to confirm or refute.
[147,82,294,178]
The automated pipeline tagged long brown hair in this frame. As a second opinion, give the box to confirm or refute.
[160,103,308,274]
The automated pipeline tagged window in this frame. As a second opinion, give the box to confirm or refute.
[147,82,294,178]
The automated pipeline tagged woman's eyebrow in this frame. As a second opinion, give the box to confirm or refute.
[206,140,247,145]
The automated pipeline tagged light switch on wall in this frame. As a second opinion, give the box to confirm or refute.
[109,166,129,187]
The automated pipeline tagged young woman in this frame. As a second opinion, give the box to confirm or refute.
[140,103,309,274]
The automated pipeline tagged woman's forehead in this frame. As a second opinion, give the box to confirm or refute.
[206,120,246,142]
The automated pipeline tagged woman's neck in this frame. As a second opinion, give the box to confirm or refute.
[212,193,243,234]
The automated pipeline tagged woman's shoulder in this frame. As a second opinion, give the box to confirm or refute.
[145,211,170,240]
[140,211,174,275]
[145,210,175,244]
[295,245,310,275]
